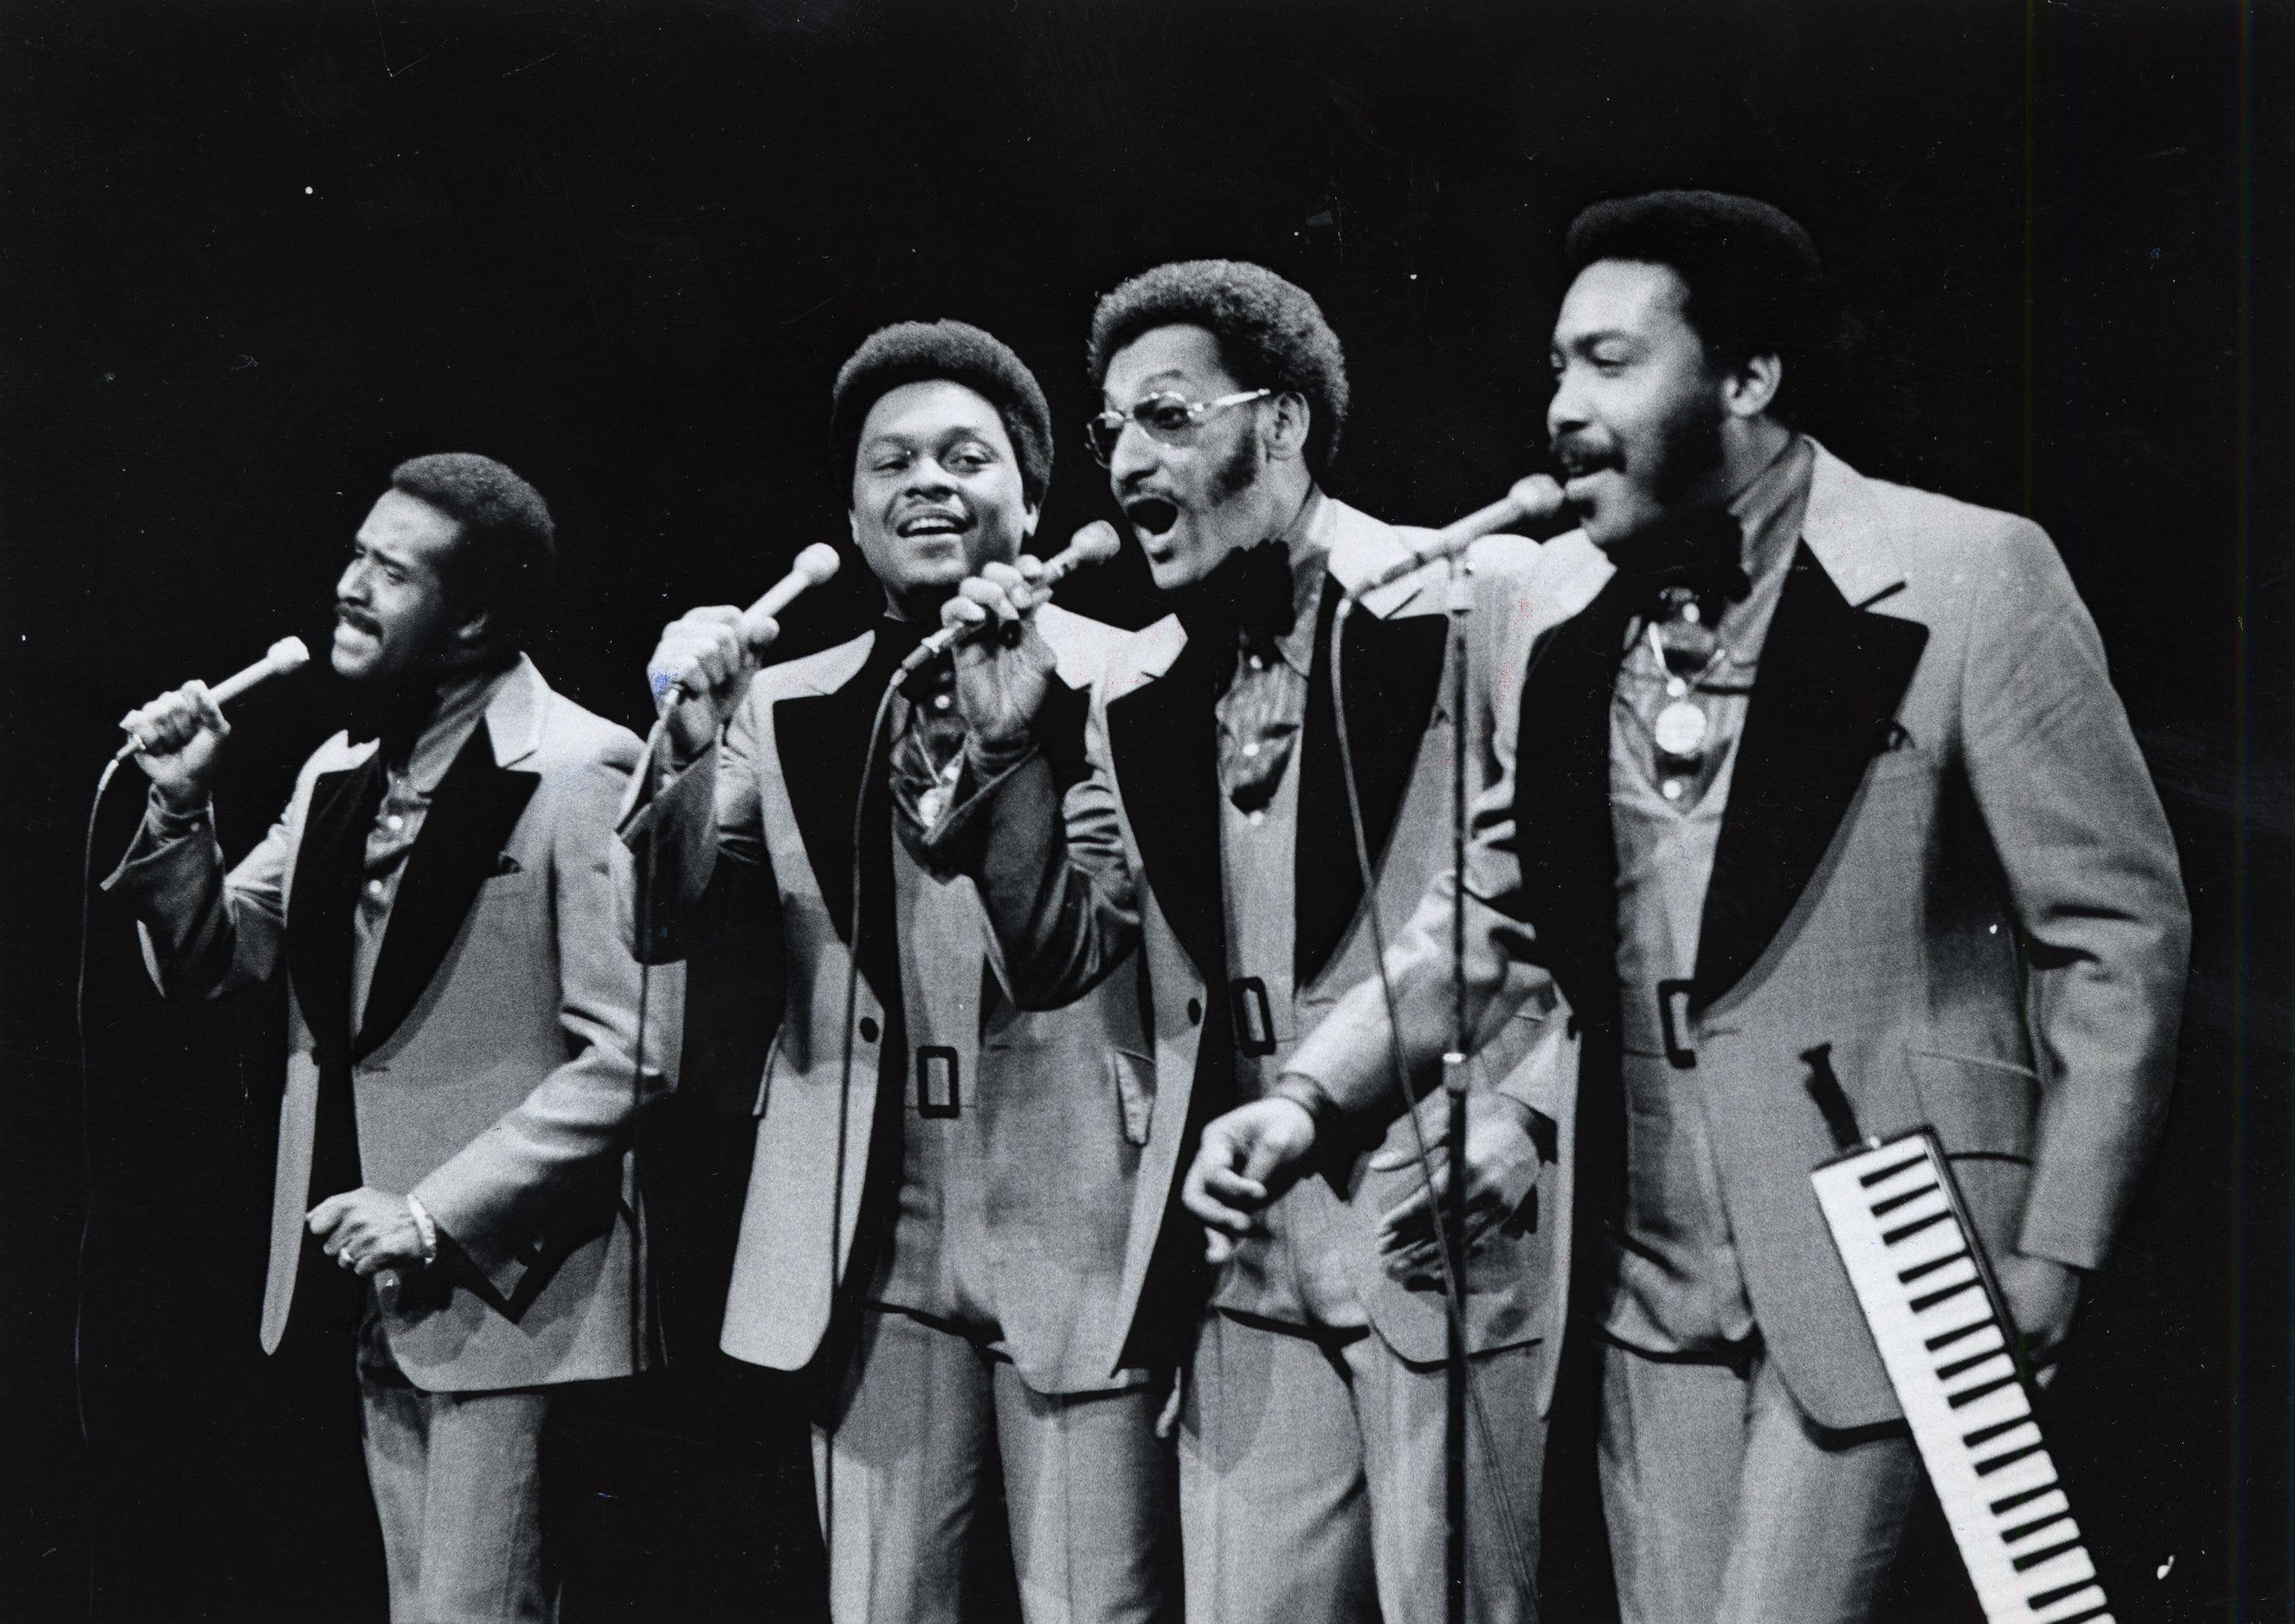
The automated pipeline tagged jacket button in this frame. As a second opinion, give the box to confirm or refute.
[858,1016,880,1043]
[1185,998,1202,1026]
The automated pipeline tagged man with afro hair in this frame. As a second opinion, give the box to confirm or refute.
[619,320,1173,1623]
[1196,191,2188,1623]
[924,263,1571,1622]
[110,453,671,1622]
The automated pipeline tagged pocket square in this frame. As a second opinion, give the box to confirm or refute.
[488,852,523,877]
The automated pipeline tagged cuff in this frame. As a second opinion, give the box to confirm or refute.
[147,787,213,832]
[405,1194,440,1268]
[1270,1072,1344,1143]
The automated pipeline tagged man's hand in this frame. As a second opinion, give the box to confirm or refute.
[646,605,776,761]
[1371,1090,1544,1287]
[1997,1252,2083,1367]
[307,1188,426,1278]
[943,558,1057,754]
[118,680,229,809]
[1181,1097,1321,1264]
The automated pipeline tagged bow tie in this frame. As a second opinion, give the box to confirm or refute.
[341,679,438,771]
[1168,541,1299,693]
[1606,509,1751,613]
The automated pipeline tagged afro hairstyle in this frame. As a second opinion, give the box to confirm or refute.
[829,320,1053,507]
[1086,260,1350,481]
[1561,190,1837,423]
[387,452,556,644]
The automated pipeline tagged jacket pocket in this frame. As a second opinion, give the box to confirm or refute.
[1906,1047,2037,1163]
[1906,1047,2037,1258]
[1109,1048,1155,1147]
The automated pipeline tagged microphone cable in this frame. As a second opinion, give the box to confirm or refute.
[625,712,677,1377]
[1328,579,1540,1616]
[72,754,126,1622]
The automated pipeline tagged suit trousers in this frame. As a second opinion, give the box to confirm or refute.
[1179,1309,1548,1624]
[356,1308,554,1624]
[813,1306,1173,1624]
[1598,1337,1920,1624]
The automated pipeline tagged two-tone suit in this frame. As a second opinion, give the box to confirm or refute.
[105,655,670,1623]
[614,605,1172,1624]
[1288,443,2190,1622]
[938,496,1577,1624]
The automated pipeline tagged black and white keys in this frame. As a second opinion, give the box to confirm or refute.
[1812,1130,2113,1624]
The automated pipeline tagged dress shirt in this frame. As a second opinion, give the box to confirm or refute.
[1603,436,1814,1356]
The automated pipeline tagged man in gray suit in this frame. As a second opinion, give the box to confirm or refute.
[1183,192,2191,1624]
[108,454,668,1623]
[616,321,1170,1623]
[928,262,1569,1623]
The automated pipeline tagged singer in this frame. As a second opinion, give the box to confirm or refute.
[102,454,675,1624]
[1189,192,2193,1624]
[614,320,1173,1624]
[924,261,1569,1624]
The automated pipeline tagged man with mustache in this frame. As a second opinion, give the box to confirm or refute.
[1183,192,2191,1623]
[107,454,668,1622]
[614,321,1170,1624]
[927,262,1570,1623]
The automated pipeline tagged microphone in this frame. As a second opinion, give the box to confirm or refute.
[1347,475,1569,597]
[657,542,842,709]
[895,521,1123,677]
[114,636,311,762]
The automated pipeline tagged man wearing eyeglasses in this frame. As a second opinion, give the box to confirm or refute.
[924,261,1574,1623]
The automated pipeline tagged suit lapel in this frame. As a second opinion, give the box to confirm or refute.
[1105,630,1226,985]
[354,721,540,1060]
[1512,573,1639,1025]
[1294,576,1449,988]
[775,631,905,1009]
[1693,543,1928,1008]
[288,753,384,1074]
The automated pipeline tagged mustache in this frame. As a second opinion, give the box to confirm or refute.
[335,603,382,634]
[1549,434,1619,477]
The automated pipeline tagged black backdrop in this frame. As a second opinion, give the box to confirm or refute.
[3,2,2289,1620]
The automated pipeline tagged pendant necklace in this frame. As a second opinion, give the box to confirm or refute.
[1648,621,1733,760]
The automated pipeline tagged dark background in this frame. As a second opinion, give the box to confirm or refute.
[3,1,2289,1619]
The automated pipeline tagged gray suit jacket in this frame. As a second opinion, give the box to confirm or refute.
[106,657,672,1391]
[940,499,1582,1384]
[1289,444,2190,1429]
[614,607,1158,1395]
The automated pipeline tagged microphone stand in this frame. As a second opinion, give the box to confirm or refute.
[1442,557,1472,1624]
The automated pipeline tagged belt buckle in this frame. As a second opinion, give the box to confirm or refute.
[1656,979,1697,1070]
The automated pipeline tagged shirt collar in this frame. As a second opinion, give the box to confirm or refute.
[398,659,515,795]
[1269,486,1333,680]
[1726,433,1816,597]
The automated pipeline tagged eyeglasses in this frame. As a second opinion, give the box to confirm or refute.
[1085,389,1272,466]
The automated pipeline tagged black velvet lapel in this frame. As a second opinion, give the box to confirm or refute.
[355,721,539,1060]
[1693,543,1927,1009]
[1511,572,1640,1028]
[1294,578,1449,988]
[775,630,910,1011]
[288,754,385,1076]
[1105,628,1226,986]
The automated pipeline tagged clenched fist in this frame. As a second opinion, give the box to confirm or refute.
[941,557,1057,754]
[118,680,229,808]
[647,605,778,761]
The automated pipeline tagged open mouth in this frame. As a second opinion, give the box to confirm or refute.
[1122,497,1179,538]
[896,510,971,539]
[1553,445,1615,481]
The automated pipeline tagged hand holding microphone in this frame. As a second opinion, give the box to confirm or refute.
[934,522,1122,750]
[116,635,311,805]
[648,543,842,757]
